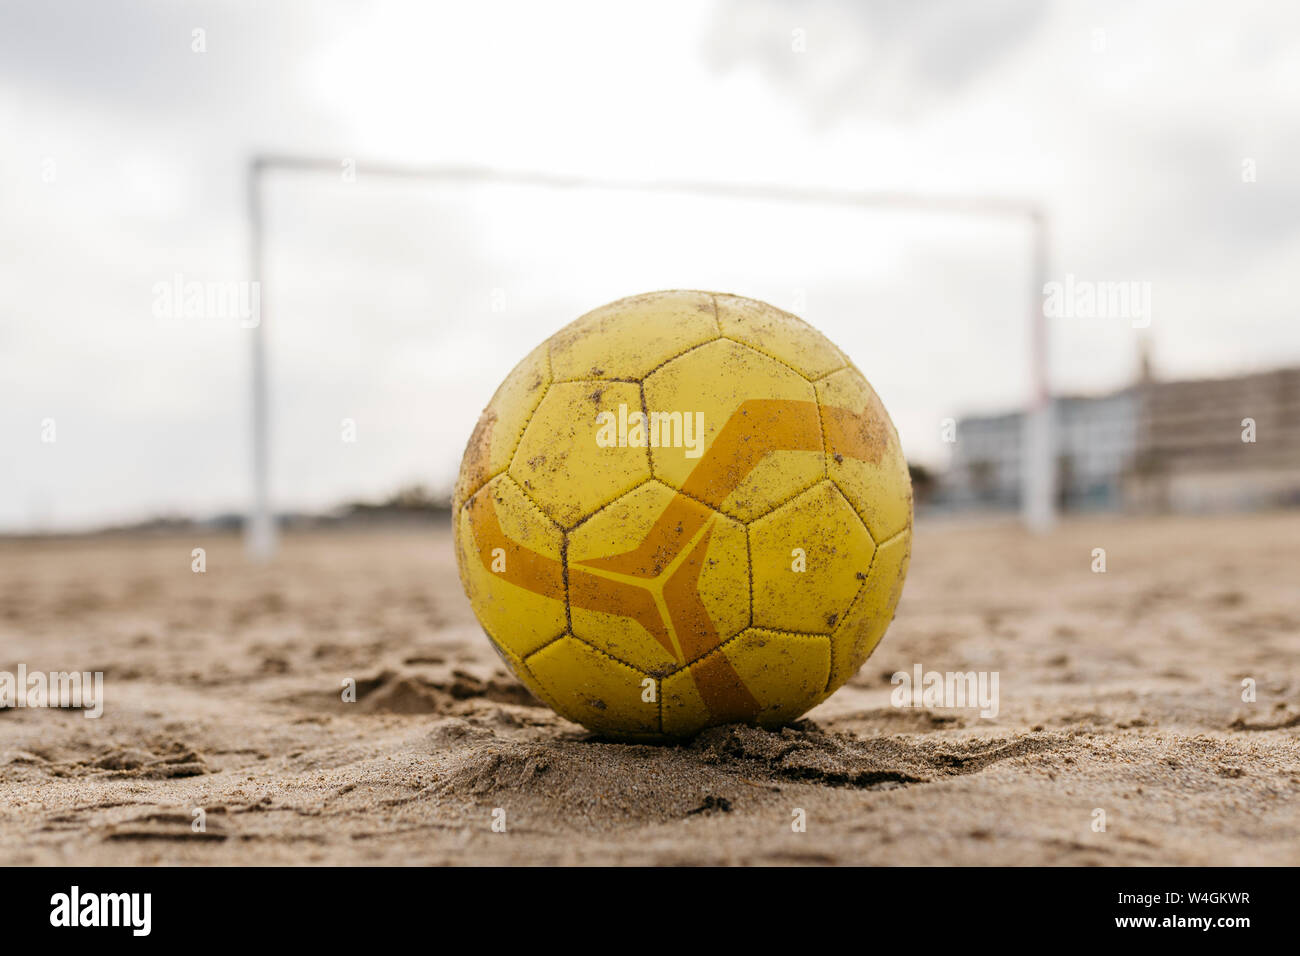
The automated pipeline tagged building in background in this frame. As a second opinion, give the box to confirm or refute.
[935,364,1300,514]
[1128,366,1300,512]
[939,389,1139,513]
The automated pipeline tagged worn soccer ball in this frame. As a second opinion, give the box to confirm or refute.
[453,291,912,739]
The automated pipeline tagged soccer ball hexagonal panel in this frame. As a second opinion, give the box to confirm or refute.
[828,528,911,691]
[748,480,876,635]
[714,292,847,380]
[660,628,832,736]
[548,290,720,381]
[456,473,567,660]
[525,635,661,737]
[453,340,552,511]
[642,337,824,522]
[816,364,912,542]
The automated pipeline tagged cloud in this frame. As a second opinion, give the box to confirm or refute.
[706,0,1047,122]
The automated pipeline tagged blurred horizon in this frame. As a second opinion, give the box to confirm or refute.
[4,0,1299,533]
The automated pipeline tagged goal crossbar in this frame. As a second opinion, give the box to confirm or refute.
[245,155,1053,560]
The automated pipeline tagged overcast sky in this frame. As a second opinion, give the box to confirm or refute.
[2,0,1298,531]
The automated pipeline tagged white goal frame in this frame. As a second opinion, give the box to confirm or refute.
[245,155,1053,560]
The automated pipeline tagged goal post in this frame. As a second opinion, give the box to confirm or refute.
[245,155,1053,561]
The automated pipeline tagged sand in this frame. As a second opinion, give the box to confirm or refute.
[1,511,1297,865]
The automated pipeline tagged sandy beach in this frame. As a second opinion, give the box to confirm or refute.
[1,511,1297,866]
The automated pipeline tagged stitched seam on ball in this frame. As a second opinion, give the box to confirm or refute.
[518,642,588,727]
[715,335,842,385]
[825,479,877,548]
[561,471,654,533]
[653,469,827,522]
[644,469,828,528]
[657,671,664,735]
[523,630,570,662]
[482,618,565,652]
[501,348,554,482]
[459,464,507,514]
[476,623,571,715]
[637,381,655,479]
[562,476,663,536]
[548,295,721,384]
[560,534,573,638]
[560,586,683,679]
[630,474,757,530]
[749,475,834,524]
[745,523,754,629]
[876,526,911,547]
[647,479,719,514]
[637,334,722,383]
[746,625,833,639]
[679,626,832,672]
[813,364,853,385]
[526,632,653,681]
[561,478,739,683]
[462,355,554,506]
[499,472,565,534]
[814,397,832,482]
[517,659,567,716]
[815,365,910,521]
[551,376,641,384]
[826,476,885,547]
[499,380,553,483]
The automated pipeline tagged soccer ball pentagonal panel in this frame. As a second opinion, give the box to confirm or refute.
[567,480,748,675]
[642,337,823,522]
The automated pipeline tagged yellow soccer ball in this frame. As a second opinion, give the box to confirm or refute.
[453,291,912,739]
